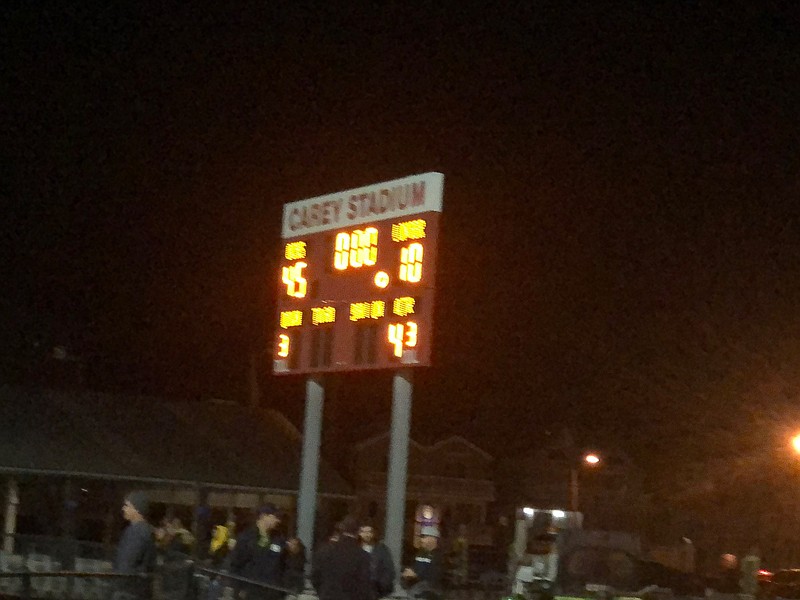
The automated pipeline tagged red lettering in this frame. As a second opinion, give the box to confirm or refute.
[289,208,301,231]
[411,181,425,206]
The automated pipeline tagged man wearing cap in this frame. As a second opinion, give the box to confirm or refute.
[114,491,156,600]
[229,504,285,599]
[401,526,443,599]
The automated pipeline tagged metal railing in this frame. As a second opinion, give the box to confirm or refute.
[0,569,152,599]
[1,534,511,600]
[192,566,299,600]
[0,534,194,600]
[0,558,297,600]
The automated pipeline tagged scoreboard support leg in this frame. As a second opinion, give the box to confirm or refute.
[297,375,324,561]
[384,368,413,583]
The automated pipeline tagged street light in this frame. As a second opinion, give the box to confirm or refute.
[792,434,800,454]
[570,452,601,513]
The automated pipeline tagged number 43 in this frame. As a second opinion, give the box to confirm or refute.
[388,322,418,357]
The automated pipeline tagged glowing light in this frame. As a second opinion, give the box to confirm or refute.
[522,507,535,517]
[388,321,418,357]
[374,271,390,288]
[552,510,565,519]
[350,300,385,322]
[277,334,290,358]
[280,310,303,328]
[388,324,404,357]
[399,242,423,283]
[334,233,350,270]
[282,262,308,298]
[392,219,427,242]
[406,321,418,347]
[792,434,800,454]
[311,306,336,325]
[335,227,378,270]
[393,297,415,316]
[285,241,307,260]
[584,453,600,465]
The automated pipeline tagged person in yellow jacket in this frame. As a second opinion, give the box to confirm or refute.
[209,521,237,568]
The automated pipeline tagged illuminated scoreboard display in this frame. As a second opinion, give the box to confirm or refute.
[273,172,444,375]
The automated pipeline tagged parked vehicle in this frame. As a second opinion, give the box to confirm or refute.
[506,508,704,600]
[761,569,800,599]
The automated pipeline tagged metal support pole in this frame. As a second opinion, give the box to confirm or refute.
[570,467,579,513]
[62,478,77,571]
[191,485,208,560]
[297,376,324,554]
[384,369,413,580]
[3,477,19,553]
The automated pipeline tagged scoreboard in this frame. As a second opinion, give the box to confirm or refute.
[273,172,444,375]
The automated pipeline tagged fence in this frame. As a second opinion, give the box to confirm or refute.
[0,534,509,600]
[0,533,195,600]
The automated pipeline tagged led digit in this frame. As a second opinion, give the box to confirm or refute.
[349,230,363,268]
[405,322,418,347]
[364,227,378,266]
[388,323,405,357]
[282,261,308,298]
[334,233,350,270]
[334,227,379,270]
[278,334,290,358]
[399,243,423,283]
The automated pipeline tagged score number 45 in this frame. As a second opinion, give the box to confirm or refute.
[388,321,417,357]
[282,262,307,298]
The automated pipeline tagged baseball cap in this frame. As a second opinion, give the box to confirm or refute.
[257,503,281,518]
[420,525,440,538]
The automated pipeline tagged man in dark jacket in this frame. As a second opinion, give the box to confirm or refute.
[359,524,395,599]
[229,504,285,600]
[402,526,444,600]
[312,516,372,600]
[114,491,156,600]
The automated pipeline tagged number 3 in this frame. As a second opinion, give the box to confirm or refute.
[278,334,290,358]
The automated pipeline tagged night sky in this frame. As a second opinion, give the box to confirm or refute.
[3,3,800,475]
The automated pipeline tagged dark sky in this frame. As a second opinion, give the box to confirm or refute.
[3,2,800,470]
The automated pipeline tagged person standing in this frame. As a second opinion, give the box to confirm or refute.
[493,515,513,574]
[358,523,395,599]
[312,516,372,600]
[208,521,236,568]
[114,491,156,600]
[162,517,195,557]
[229,504,285,600]
[401,526,443,600]
[740,546,761,598]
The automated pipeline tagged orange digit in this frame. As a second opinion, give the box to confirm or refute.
[278,334,290,358]
[334,233,350,270]
[282,262,308,298]
[405,322,418,348]
[399,243,423,283]
[388,323,405,357]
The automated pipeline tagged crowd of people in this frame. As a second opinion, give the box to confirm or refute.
[112,490,455,600]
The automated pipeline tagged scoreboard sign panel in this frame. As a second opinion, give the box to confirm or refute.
[273,172,444,375]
